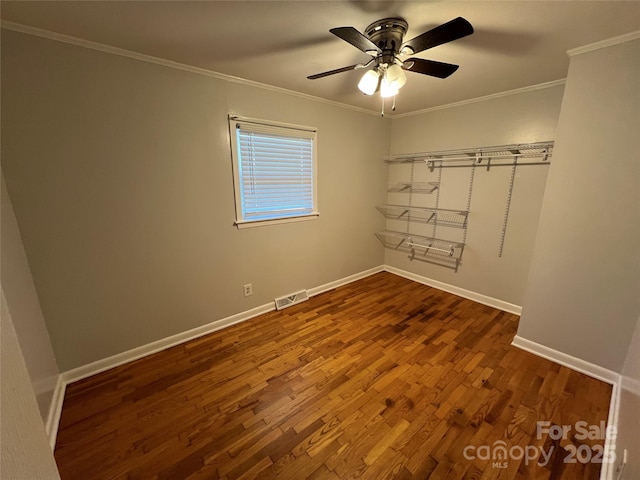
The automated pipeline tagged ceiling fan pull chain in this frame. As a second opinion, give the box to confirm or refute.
[392,95,397,111]
[381,97,385,117]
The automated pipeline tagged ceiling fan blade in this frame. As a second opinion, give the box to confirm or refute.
[401,17,473,55]
[330,27,382,55]
[402,58,459,78]
[307,64,363,80]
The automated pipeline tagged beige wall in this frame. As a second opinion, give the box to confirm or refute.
[1,29,389,371]
[518,38,640,372]
[1,292,60,479]
[387,85,564,306]
[1,175,59,419]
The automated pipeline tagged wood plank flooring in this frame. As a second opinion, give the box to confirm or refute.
[54,272,612,479]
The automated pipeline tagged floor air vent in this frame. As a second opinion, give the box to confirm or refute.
[274,290,309,310]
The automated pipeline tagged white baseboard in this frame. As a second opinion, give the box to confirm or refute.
[33,372,64,449]
[307,265,384,297]
[601,381,621,480]
[61,301,276,385]
[510,335,622,480]
[511,335,620,385]
[45,374,66,450]
[383,265,522,315]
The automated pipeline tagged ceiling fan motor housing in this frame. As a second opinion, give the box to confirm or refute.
[365,17,408,65]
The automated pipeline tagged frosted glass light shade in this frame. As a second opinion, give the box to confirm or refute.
[386,64,407,89]
[357,70,379,95]
[380,64,406,98]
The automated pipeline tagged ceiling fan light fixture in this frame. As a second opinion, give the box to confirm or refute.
[358,70,380,95]
[309,15,473,108]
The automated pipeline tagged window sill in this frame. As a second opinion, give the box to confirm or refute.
[234,213,320,229]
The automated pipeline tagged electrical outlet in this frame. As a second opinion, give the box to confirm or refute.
[243,283,253,297]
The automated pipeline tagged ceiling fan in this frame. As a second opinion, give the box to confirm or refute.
[308,17,473,99]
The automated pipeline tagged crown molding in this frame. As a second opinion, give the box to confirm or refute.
[391,79,566,119]
[1,20,380,117]
[568,30,640,57]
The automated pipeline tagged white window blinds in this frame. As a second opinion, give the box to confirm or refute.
[230,117,318,227]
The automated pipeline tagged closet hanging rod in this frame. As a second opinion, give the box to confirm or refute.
[433,152,550,162]
[406,242,455,256]
[425,161,552,169]
[385,141,554,163]
[388,152,551,164]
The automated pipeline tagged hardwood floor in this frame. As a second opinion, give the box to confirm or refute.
[54,272,612,479]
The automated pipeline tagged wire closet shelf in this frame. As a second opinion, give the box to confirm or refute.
[384,141,553,170]
[375,205,468,228]
[387,181,439,194]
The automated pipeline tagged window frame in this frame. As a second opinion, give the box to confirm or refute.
[229,115,319,228]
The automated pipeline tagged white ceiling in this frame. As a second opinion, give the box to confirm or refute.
[2,1,639,115]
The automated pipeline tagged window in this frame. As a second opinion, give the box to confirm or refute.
[229,116,318,228]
